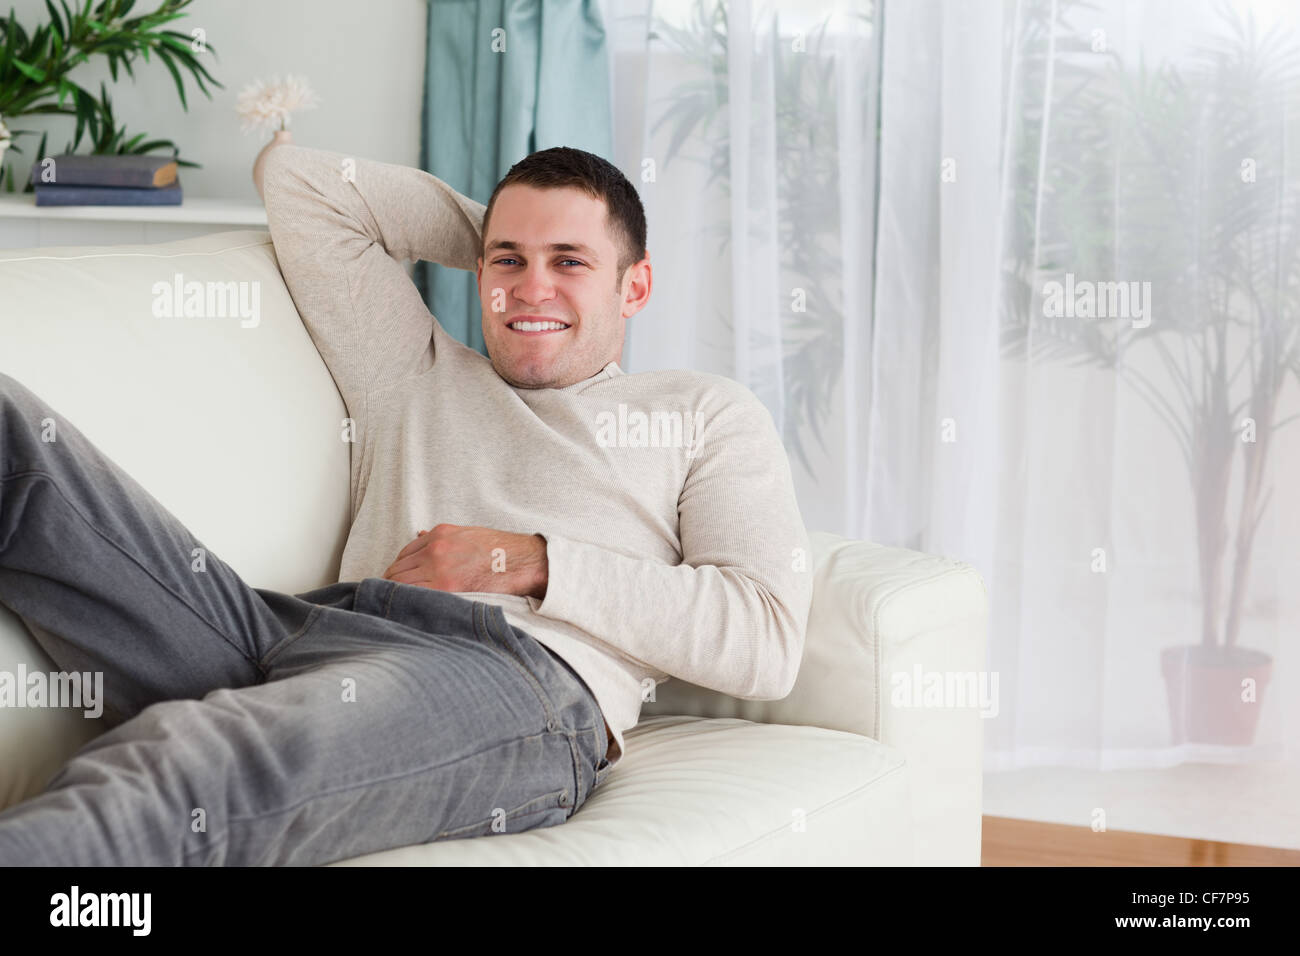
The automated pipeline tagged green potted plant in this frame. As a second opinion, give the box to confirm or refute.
[0,0,220,191]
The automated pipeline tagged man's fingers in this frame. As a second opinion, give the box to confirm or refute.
[383,552,420,578]
[387,568,433,587]
[393,534,432,561]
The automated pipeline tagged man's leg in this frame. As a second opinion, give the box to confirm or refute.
[0,582,608,865]
[0,372,607,863]
[0,370,308,724]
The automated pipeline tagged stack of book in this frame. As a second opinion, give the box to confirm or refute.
[29,154,182,206]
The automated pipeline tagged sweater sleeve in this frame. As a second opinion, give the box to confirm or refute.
[261,144,485,416]
[528,388,815,700]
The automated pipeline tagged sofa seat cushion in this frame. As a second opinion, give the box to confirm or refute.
[331,715,913,866]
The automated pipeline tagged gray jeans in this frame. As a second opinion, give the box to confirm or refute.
[0,371,610,865]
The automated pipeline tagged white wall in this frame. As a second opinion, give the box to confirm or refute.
[3,0,428,198]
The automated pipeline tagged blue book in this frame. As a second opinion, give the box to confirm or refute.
[34,179,183,206]
[29,153,179,188]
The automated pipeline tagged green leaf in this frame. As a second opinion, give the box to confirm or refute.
[156,32,190,54]
[18,102,77,115]
[25,24,46,62]
[154,45,185,109]
[86,94,101,143]
[58,0,75,37]
[177,48,221,90]
[169,50,220,96]
[11,58,47,82]
[71,85,92,148]
[44,0,63,39]
[0,70,28,104]
[137,11,185,29]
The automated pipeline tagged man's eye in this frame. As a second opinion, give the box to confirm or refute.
[492,257,584,267]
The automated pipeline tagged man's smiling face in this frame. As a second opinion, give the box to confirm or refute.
[476,183,651,389]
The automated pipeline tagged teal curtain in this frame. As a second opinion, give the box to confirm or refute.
[417,0,615,354]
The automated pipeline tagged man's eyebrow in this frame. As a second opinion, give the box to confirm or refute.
[486,240,601,262]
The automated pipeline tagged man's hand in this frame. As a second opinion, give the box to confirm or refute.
[381,523,548,599]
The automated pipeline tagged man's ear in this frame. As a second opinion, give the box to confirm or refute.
[621,256,653,319]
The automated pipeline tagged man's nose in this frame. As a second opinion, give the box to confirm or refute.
[512,264,557,305]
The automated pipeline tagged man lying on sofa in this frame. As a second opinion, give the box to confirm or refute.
[0,143,812,865]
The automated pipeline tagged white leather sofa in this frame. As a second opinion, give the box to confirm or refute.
[0,230,987,865]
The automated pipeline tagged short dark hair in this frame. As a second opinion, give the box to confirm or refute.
[482,146,647,287]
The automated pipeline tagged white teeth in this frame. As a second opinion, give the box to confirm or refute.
[509,320,569,331]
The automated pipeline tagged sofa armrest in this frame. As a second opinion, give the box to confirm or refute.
[643,531,987,865]
[810,534,986,865]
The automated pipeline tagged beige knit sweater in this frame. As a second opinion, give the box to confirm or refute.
[261,145,812,766]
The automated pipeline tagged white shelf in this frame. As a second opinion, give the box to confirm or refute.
[0,194,267,226]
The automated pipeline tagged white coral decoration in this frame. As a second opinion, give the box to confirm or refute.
[235,74,320,134]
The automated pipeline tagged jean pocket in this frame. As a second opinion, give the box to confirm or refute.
[478,603,563,720]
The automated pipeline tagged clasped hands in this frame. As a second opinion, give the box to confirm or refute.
[382,523,549,600]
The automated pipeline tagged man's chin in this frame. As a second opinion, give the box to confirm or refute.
[493,356,561,390]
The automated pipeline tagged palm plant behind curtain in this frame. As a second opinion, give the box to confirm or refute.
[607,0,877,536]
[607,0,1300,845]
[879,0,1300,790]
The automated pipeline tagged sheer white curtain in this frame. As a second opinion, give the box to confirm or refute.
[604,0,1300,843]
[604,0,877,535]
[875,0,1300,776]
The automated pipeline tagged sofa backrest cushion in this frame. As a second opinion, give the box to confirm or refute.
[0,229,351,593]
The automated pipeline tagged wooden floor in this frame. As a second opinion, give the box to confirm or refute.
[982,815,1300,866]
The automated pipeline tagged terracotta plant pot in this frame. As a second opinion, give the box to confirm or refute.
[252,129,293,200]
[1160,644,1272,746]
